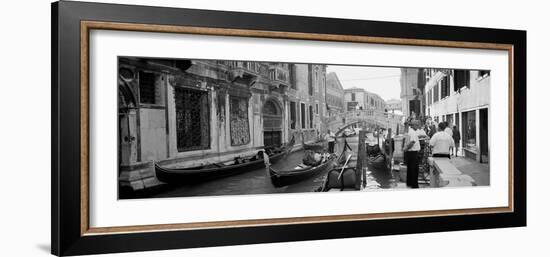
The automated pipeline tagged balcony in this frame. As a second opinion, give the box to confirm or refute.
[227,61,262,87]
[268,66,290,89]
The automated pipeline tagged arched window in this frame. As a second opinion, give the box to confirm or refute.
[263,100,280,115]
[263,99,283,147]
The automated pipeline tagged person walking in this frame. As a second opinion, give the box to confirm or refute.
[428,122,437,138]
[417,125,428,138]
[452,125,461,157]
[444,121,453,137]
[444,122,454,155]
[325,129,336,153]
[403,120,421,188]
[429,122,455,158]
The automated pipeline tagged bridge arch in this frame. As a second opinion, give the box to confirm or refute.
[329,110,404,136]
[335,120,387,136]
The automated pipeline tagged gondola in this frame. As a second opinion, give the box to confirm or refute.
[366,143,387,169]
[269,140,352,188]
[303,140,326,152]
[155,137,295,184]
[300,133,326,152]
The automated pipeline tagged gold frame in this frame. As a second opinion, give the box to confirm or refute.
[80,20,514,236]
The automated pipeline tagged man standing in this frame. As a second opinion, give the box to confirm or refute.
[325,129,336,153]
[428,121,437,138]
[444,122,454,155]
[452,125,461,157]
[444,121,453,137]
[403,120,421,188]
[430,122,455,159]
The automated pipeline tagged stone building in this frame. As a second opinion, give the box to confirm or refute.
[385,99,402,114]
[344,87,366,111]
[287,64,328,141]
[344,87,386,112]
[117,57,327,192]
[400,68,426,118]
[424,69,490,163]
[325,72,345,117]
[365,91,386,111]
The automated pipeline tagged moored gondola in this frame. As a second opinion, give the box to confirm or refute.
[366,143,387,169]
[269,140,352,187]
[155,137,295,184]
[303,140,326,151]
[301,132,326,152]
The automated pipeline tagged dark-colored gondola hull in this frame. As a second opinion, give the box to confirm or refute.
[367,155,386,169]
[269,156,336,188]
[155,144,291,184]
[303,140,326,152]
[366,143,388,169]
[269,140,351,188]
[303,144,324,152]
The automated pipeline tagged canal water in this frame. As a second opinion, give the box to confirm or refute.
[152,135,395,198]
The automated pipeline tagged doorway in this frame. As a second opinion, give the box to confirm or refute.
[264,131,282,148]
[263,99,283,148]
[409,99,420,117]
[480,108,489,163]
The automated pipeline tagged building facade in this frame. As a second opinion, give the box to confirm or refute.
[344,87,386,112]
[424,69,490,163]
[325,72,345,117]
[287,63,328,141]
[385,99,402,114]
[365,91,386,111]
[344,87,366,111]
[118,57,327,191]
[400,68,426,118]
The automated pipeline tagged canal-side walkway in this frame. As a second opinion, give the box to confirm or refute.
[449,157,490,186]
[428,156,489,188]
[374,155,489,190]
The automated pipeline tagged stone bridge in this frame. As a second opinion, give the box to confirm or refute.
[327,110,404,135]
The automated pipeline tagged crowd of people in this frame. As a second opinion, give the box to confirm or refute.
[311,115,464,189]
[402,117,461,188]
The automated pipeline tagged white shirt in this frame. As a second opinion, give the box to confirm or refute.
[405,127,421,151]
[417,129,427,137]
[429,131,454,154]
[444,127,453,137]
[325,132,335,142]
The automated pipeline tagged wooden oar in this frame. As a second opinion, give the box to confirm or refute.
[284,135,295,157]
[337,153,353,180]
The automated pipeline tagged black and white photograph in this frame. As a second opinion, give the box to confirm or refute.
[118,57,491,199]
[1,0,541,256]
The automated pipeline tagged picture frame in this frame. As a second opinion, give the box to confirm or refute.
[51,1,526,256]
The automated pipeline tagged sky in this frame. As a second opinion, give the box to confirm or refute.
[326,65,402,101]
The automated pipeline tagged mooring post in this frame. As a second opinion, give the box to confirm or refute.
[357,130,367,189]
[263,152,271,178]
[387,128,393,169]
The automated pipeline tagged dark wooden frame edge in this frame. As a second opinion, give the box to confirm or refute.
[52,1,526,256]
